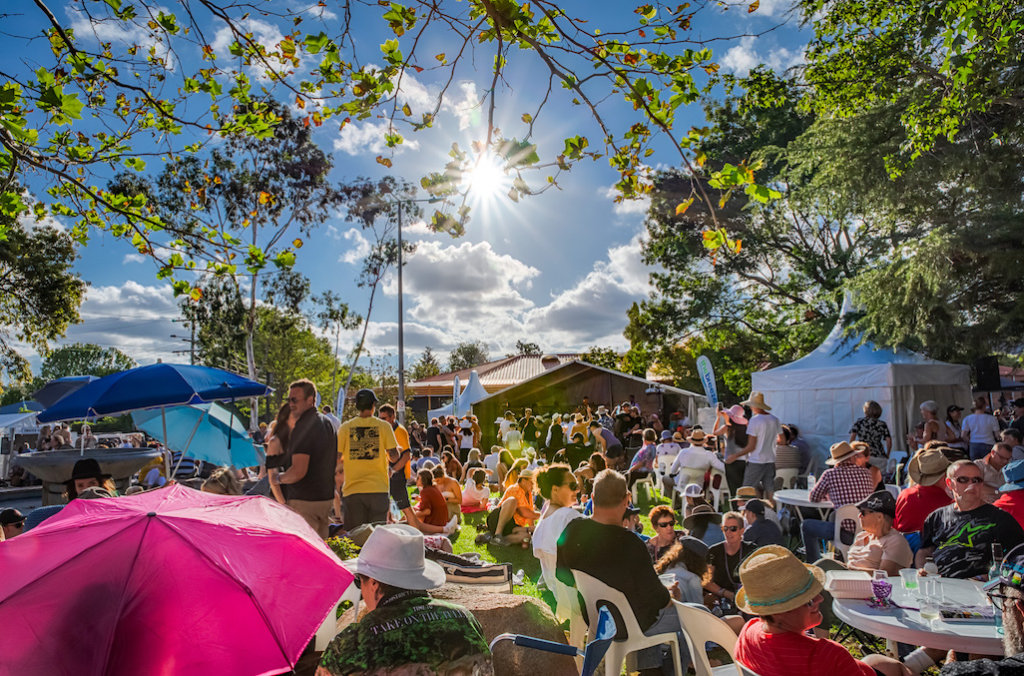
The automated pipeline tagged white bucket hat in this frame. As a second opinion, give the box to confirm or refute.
[343,524,446,590]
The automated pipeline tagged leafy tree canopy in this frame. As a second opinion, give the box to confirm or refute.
[411,347,442,381]
[41,343,136,380]
[448,341,490,372]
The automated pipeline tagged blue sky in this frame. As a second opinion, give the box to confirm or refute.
[6,0,809,374]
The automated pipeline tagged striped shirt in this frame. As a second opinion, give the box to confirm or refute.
[170,451,200,478]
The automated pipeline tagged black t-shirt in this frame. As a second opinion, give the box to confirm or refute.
[556,518,670,634]
[426,425,443,451]
[921,503,1024,579]
[743,518,784,548]
[707,540,756,593]
[283,407,338,502]
[565,442,592,470]
[939,653,1024,676]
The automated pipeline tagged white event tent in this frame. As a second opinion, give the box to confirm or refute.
[427,370,489,419]
[751,305,971,460]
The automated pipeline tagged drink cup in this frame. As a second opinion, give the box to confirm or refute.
[658,573,675,588]
[919,578,940,623]
[899,568,919,590]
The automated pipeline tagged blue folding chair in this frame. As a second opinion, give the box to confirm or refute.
[488,605,617,676]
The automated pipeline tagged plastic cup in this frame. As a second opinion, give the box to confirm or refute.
[658,573,675,587]
[919,578,940,623]
[900,568,919,590]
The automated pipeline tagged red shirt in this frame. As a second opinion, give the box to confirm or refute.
[994,490,1024,530]
[416,485,449,527]
[894,483,953,534]
[735,618,875,676]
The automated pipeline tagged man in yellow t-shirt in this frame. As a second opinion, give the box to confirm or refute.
[337,389,398,530]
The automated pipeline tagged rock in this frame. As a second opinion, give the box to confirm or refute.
[433,586,578,676]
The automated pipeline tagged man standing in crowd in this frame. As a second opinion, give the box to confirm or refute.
[426,417,444,453]
[801,441,876,562]
[273,379,338,538]
[727,392,780,499]
[916,460,1024,578]
[378,403,413,521]
[337,388,398,531]
[557,469,689,675]
[963,400,1003,461]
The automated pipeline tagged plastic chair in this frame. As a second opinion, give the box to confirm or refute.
[632,474,656,505]
[655,455,675,497]
[832,503,863,561]
[571,569,683,676]
[314,580,361,650]
[707,469,730,512]
[489,605,617,676]
[775,468,799,490]
[672,601,757,676]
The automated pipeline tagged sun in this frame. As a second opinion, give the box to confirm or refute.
[462,152,512,206]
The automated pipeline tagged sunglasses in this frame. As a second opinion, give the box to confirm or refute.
[655,521,675,528]
[352,574,365,590]
[565,481,579,491]
[988,590,1015,612]
[288,397,302,403]
[723,525,742,532]
[954,476,984,484]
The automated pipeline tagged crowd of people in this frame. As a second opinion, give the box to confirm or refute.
[10,383,1024,676]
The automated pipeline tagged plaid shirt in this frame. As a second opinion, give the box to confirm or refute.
[809,462,875,508]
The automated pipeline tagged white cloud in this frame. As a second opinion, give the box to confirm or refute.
[210,18,297,81]
[340,228,372,264]
[334,119,422,156]
[67,5,176,71]
[720,36,804,77]
[59,281,183,364]
[747,0,794,18]
[603,185,651,217]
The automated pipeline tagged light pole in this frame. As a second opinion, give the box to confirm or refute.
[397,201,406,426]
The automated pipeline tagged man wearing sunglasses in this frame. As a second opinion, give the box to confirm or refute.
[916,460,1024,579]
[939,543,1024,674]
[0,509,25,540]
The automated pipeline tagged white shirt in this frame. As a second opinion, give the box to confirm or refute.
[483,453,500,471]
[656,441,682,458]
[668,446,725,481]
[532,506,583,557]
[962,412,1001,446]
[746,412,781,463]
[462,481,490,505]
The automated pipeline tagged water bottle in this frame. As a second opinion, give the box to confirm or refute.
[807,474,815,492]
[923,556,939,576]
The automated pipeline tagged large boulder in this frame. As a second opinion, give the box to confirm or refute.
[433,586,578,676]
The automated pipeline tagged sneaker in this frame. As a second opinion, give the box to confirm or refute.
[442,515,459,535]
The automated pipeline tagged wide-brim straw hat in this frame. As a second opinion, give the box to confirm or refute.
[732,486,759,501]
[687,429,708,446]
[343,524,445,590]
[735,545,825,616]
[825,441,859,466]
[741,391,771,411]
[907,448,951,486]
[683,503,723,530]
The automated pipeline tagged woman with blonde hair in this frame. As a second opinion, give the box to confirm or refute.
[503,457,529,491]
[202,467,243,495]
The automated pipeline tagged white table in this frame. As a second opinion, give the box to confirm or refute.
[773,488,833,520]
[831,575,1003,655]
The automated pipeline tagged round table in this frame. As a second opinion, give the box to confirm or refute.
[831,575,1003,655]
[773,488,833,520]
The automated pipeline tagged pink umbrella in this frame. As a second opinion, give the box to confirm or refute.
[0,484,352,676]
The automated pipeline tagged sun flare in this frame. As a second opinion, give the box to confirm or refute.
[462,153,512,205]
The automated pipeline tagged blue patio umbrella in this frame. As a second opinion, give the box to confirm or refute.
[131,402,262,469]
[32,376,99,409]
[37,364,270,423]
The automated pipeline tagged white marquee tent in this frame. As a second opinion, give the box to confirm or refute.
[427,370,489,419]
[751,308,971,460]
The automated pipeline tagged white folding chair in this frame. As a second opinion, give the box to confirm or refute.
[655,455,675,496]
[707,468,730,511]
[571,569,682,676]
[832,503,863,561]
[314,581,362,650]
[632,474,656,505]
[672,600,758,676]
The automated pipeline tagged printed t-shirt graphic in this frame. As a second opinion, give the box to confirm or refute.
[338,417,398,495]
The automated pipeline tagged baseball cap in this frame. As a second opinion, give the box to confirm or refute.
[623,505,641,517]
[984,543,1024,591]
[743,498,765,516]
[947,404,964,414]
[354,388,379,409]
[856,490,896,519]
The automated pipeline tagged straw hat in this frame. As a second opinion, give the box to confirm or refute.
[687,429,708,446]
[735,545,825,616]
[732,486,759,501]
[683,503,723,530]
[343,524,445,590]
[741,392,771,411]
[825,441,859,466]
[907,448,951,486]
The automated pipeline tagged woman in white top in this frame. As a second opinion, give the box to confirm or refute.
[532,463,583,621]
[461,468,491,512]
[963,400,1002,461]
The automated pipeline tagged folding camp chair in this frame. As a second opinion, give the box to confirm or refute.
[489,605,617,676]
